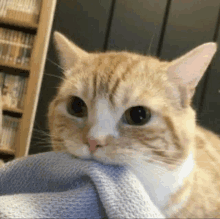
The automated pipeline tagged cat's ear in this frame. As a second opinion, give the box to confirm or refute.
[53,31,89,70]
[167,42,217,107]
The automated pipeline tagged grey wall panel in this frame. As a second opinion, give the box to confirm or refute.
[29,0,112,154]
[108,0,167,55]
[52,0,112,51]
[160,0,219,59]
[159,0,220,112]
[199,23,220,134]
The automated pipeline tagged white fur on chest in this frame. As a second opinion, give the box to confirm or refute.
[129,152,194,215]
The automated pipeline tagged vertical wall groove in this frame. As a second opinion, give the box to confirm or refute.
[198,7,220,117]
[103,0,116,51]
[156,0,171,57]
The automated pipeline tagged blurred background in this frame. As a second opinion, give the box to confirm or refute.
[30,0,220,154]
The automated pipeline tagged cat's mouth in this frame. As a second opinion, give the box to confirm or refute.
[64,139,149,166]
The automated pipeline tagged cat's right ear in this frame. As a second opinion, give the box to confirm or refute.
[53,31,89,71]
[167,42,217,107]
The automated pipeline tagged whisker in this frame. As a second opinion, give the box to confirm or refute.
[31,139,51,144]
[44,72,66,81]
[47,58,64,71]
[147,25,157,55]
[31,137,51,143]
[32,128,51,136]
[44,71,77,88]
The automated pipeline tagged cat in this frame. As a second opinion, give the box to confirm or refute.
[48,31,220,218]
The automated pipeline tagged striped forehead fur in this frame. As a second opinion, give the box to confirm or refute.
[56,51,180,112]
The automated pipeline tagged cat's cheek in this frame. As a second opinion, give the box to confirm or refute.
[64,140,91,159]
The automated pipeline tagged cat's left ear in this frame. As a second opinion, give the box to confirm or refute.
[53,31,89,71]
[167,42,217,107]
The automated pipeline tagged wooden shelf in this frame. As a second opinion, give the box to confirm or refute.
[0,0,57,161]
[0,147,15,156]
[0,0,57,158]
[0,60,30,71]
[15,0,57,158]
[3,105,23,114]
[0,17,38,30]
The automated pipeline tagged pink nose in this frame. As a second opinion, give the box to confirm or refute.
[87,137,107,153]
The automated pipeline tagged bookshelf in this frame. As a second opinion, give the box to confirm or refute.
[0,17,38,29]
[0,0,57,160]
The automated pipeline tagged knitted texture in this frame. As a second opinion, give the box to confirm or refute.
[0,151,165,218]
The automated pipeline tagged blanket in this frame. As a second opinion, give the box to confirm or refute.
[0,151,165,218]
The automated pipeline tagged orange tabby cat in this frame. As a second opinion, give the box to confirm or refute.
[48,31,220,218]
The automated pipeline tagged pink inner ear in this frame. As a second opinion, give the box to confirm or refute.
[54,31,89,72]
[167,43,217,107]
[168,43,217,89]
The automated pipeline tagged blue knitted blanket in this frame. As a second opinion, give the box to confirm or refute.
[0,151,165,218]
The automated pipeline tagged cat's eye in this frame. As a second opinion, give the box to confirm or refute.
[67,96,87,117]
[123,106,151,126]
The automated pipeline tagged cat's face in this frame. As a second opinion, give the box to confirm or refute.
[48,32,216,170]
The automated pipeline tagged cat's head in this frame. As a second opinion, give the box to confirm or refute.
[48,31,217,169]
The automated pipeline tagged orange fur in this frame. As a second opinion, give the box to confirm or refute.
[48,32,220,218]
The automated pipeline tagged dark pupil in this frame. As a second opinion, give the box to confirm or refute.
[67,96,87,117]
[125,106,151,125]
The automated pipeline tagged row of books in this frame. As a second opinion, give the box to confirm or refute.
[1,115,19,150]
[0,28,34,66]
[0,0,41,24]
[0,72,27,109]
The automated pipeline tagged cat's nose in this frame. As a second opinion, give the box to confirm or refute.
[87,137,107,153]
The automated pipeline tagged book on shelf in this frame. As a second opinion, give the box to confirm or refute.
[0,115,19,152]
[0,27,35,67]
[0,71,5,91]
[0,0,42,24]
[18,75,28,109]
[2,73,27,110]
